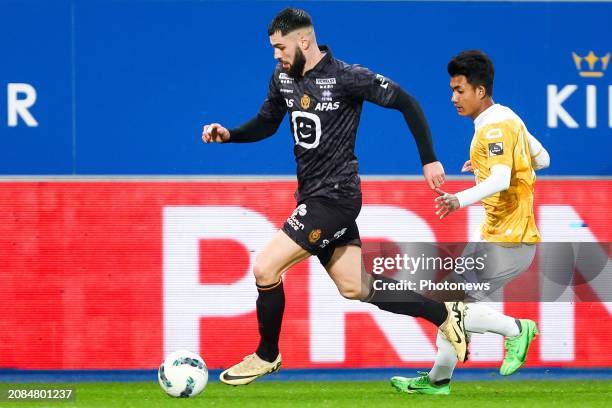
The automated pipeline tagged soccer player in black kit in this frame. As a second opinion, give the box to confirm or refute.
[202,8,467,385]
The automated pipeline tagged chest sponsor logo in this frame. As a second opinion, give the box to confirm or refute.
[291,111,322,149]
[315,102,340,111]
[279,72,294,85]
[316,78,336,89]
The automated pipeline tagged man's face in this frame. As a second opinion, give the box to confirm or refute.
[269,31,306,78]
[450,75,484,118]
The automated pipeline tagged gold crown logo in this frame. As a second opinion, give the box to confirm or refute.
[572,51,610,78]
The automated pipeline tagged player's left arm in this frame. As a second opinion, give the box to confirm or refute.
[526,130,550,170]
[346,66,444,189]
[434,165,511,219]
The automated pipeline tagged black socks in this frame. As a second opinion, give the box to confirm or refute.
[255,280,284,362]
[254,275,450,363]
[365,275,448,326]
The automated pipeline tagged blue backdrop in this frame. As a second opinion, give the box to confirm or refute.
[0,0,610,175]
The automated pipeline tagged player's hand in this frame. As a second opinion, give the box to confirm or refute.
[423,161,445,189]
[461,160,473,173]
[434,188,460,219]
[202,123,230,143]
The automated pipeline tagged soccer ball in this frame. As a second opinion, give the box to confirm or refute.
[158,350,208,398]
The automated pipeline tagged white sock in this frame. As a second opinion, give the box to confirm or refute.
[428,330,457,383]
[464,303,520,337]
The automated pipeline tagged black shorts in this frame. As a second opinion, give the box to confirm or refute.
[282,196,362,267]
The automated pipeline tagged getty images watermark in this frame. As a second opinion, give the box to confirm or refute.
[370,252,491,292]
[361,242,612,302]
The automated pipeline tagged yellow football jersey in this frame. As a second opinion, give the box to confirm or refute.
[470,104,541,243]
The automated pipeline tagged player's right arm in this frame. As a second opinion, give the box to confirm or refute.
[201,70,287,144]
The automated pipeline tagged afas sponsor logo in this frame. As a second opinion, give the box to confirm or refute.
[315,102,340,111]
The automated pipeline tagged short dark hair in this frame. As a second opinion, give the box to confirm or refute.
[447,50,495,96]
[268,8,313,36]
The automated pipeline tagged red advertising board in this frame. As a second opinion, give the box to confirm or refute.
[0,180,609,369]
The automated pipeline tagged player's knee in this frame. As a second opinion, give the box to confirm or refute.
[253,254,280,285]
[337,284,362,300]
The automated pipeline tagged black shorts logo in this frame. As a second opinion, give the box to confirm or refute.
[488,142,504,156]
[308,229,322,244]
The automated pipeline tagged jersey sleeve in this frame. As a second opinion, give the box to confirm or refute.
[342,65,398,107]
[475,124,516,169]
[257,70,287,123]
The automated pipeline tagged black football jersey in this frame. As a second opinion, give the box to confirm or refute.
[258,46,400,202]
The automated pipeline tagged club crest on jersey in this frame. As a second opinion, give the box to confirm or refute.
[488,142,504,156]
[301,94,311,110]
[308,229,322,244]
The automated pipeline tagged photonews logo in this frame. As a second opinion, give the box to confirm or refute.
[547,51,611,129]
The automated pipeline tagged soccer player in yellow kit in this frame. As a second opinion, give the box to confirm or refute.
[391,50,550,395]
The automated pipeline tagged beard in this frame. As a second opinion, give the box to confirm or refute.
[286,48,306,78]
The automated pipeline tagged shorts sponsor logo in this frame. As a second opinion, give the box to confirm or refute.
[308,229,322,244]
[292,204,307,217]
[488,142,504,156]
[287,204,307,231]
[333,228,347,240]
[287,216,304,231]
[319,239,330,249]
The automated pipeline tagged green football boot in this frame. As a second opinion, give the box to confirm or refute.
[500,319,539,376]
[390,372,451,395]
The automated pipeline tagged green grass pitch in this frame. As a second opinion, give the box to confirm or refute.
[10,380,612,407]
